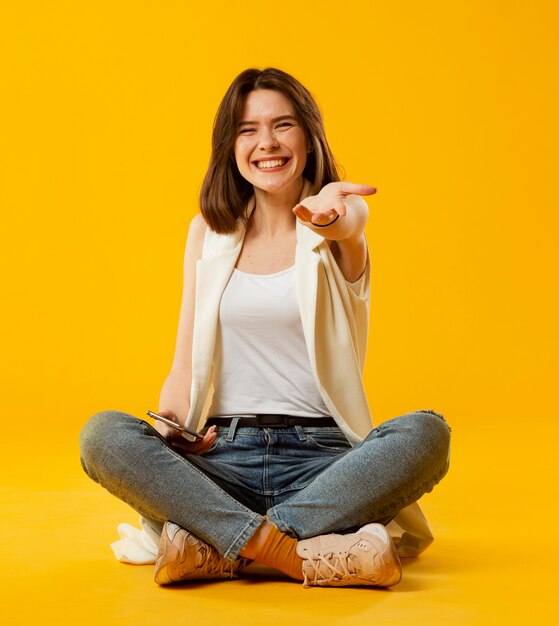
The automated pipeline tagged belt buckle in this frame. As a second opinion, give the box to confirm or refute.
[257,414,287,428]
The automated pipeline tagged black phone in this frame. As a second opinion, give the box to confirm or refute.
[146,411,204,440]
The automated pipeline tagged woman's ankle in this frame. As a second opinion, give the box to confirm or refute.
[239,520,274,560]
[240,521,303,581]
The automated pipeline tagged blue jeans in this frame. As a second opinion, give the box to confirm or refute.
[80,410,450,563]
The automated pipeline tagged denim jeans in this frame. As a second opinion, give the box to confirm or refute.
[80,410,450,563]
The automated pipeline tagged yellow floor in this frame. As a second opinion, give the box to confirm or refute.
[2,415,557,626]
[2,1,557,624]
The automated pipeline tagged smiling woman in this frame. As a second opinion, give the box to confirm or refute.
[234,92,309,195]
[199,68,340,234]
[79,67,451,589]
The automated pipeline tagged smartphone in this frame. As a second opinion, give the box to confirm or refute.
[146,410,204,440]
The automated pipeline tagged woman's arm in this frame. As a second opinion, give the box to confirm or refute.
[293,182,374,283]
[156,213,217,453]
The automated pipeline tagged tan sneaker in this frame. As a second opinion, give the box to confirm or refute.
[154,522,249,585]
[296,523,402,588]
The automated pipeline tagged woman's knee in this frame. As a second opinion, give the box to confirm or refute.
[79,410,139,475]
[410,409,451,467]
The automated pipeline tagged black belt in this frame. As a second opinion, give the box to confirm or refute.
[205,415,337,428]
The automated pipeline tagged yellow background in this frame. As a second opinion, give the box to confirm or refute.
[1,1,557,624]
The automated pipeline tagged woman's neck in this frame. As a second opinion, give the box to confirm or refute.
[250,178,304,237]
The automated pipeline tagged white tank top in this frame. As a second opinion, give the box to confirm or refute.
[208,265,331,417]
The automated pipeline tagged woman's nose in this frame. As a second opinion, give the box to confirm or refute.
[258,129,279,151]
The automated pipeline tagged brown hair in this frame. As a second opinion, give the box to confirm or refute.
[199,67,341,234]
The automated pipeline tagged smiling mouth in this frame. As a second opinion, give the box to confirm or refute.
[254,158,290,169]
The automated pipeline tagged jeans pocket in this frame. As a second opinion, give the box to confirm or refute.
[303,428,352,452]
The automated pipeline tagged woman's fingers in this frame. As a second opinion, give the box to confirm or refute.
[154,412,216,455]
[190,425,217,446]
[333,198,347,217]
[294,184,374,226]
[292,203,313,221]
[172,425,217,455]
[310,210,340,225]
[293,203,341,225]
[181,425,216,445]
[153,410,184,440]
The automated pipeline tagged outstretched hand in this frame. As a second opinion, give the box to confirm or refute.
[292,182,376,226]
[154,409,217,456]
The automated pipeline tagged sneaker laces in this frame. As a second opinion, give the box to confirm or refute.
[303,550,360,586]
[196,543,238,578]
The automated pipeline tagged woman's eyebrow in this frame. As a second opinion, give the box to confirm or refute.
[238,114,297,127]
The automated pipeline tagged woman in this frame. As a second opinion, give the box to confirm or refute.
[80,67,451,588]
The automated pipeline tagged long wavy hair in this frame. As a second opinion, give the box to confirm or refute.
[199,67,341,234]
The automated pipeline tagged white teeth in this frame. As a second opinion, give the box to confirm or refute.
[256,159,287,169]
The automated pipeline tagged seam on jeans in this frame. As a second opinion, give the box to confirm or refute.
[151,433,261,520]
[263,481,317,497]
[263,430,271,508]
[266,508,292,537]
[303,434,352,452]
[223,516,263,563]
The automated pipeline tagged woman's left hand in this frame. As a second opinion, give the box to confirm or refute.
[292,182,376,226]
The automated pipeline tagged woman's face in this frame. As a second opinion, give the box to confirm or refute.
[234,89,309,195]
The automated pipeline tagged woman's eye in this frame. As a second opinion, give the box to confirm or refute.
[276,122,292,129]
[239,128,255,134]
